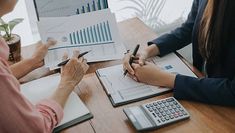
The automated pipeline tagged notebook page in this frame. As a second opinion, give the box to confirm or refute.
[20,74,90,127]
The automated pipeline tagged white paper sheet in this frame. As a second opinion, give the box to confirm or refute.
[37,9,126,70]
[20,74,90,127]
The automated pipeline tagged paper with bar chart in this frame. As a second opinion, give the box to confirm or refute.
[34,0,108,17]
[37,9,126,69]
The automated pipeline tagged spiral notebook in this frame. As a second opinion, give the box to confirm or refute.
[20,74,93,132]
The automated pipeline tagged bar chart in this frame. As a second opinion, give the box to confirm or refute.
[34,0,108,17]
[76,0,108,14]
[69,20,113,45]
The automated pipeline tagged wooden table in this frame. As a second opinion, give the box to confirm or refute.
[22,18,235,133]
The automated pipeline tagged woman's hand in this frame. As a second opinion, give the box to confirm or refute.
[51,51,89,108]
[122,44,160,75]
[131,62,176,88]
[122,50,148,75]
[9,39,56,79]
[58,51,89,93]
[31,39,56,69]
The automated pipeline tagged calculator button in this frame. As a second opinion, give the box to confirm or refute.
[170,115,174,119]
[174,114,179,118]
[165,111,170,115]
[153,102,158,106]
[146,104,150,108]
[163,107,168,111]
[175,108,180,112]
[152,113,156,117]
[166,98,174,102]
[179,112,183,116]
[161,112,166,116]
[173,101,177,105]
[157,119,161,123]
[155,111,160,115]
[165,116,169,120]
[149,108,153,112]
[161,104,165,108]
[158,114,163,118]
[165,102,169,107]
[182,111,188,115]
[156,105,161,109]
[162,100,166,103]
[161,118,165,122]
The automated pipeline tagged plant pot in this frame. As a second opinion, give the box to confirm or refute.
[6,34,21,62]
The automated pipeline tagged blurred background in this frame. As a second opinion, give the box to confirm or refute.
[2,0,193,62]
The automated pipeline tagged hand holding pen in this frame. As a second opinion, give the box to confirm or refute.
[123,44,140,77]
[59,50,89,94]
[57,50,91,66]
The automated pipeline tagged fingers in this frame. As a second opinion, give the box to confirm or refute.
[138,55,146,66]
[123,53,134,75]
[72,50,88,72]
[45,38,57,48]
[72,50,80,58]
[127,74,138,82]
[62,52,68,61]
[131,63,140,70]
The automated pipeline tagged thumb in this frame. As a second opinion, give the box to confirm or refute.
[131,63,140,70]
[139,57,145,66]
[46,38,57,48]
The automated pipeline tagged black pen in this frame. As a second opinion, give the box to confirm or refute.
[123,44,140,77]
[57,50,91,67]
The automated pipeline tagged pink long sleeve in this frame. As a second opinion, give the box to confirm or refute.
[0,50,63,132]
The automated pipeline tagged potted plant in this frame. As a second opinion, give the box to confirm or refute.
[0,17,23,62]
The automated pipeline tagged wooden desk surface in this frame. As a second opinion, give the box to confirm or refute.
[22,18,235,133]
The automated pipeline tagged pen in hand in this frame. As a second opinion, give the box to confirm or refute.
[123,44,140,77]
[57,50,91,67]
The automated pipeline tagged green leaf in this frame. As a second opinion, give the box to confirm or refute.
[0,25,5,32]
[0,18,6,25]
[8,18,24,32]
[0,24,9,32]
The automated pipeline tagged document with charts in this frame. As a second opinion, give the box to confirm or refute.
[34,0,108,17]
[96,53,197,107]
[37,9,126,69]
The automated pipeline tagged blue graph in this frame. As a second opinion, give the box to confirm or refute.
[69,21,113,45]
[76,0,108,14]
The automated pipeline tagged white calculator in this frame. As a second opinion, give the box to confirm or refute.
[123,97,190,131]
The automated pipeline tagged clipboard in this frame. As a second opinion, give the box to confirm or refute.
[96,66,172,107]
[96,53,198,107]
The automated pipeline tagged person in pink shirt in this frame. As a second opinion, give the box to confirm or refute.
[0,0,89,132]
